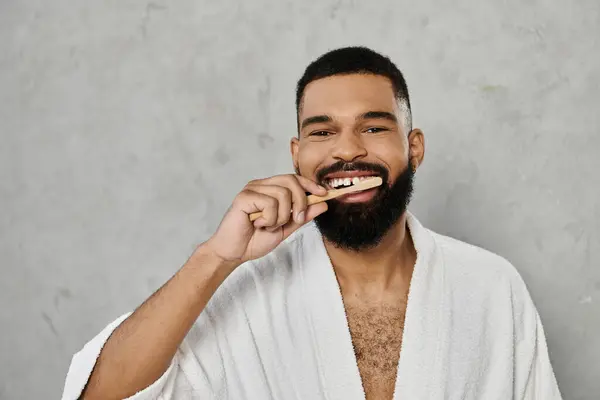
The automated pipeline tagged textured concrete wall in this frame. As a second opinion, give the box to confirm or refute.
[1,1,598,399]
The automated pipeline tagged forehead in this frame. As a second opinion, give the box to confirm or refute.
[300,74,399,119]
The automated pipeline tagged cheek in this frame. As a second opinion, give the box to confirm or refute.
[297,143,327,177]
[370,140,408,176]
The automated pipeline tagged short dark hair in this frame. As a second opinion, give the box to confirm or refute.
[295,46,412,132]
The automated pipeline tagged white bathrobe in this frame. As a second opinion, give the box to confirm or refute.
[61,212,562,399]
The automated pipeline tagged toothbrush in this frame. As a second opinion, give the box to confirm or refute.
[248,176,383,222]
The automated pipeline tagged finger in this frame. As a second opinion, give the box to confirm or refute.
[249,178,305,224]
[281,202,328,239]
[245,185,293,227]
[279,176,308,224]
[235,190,279,228]
[285,175,328,223]
[294,175,328,196]
[260,175,324,223]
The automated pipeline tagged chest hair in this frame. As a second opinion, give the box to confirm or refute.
[344,303,407,400]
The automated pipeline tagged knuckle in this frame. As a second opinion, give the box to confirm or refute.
[269,186,289,201]
[234,191,249,204]
[266,196,278,208]
[284,174,298,185]
[281,187,292,201]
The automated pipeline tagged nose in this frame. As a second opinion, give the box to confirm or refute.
[331,132,367,163]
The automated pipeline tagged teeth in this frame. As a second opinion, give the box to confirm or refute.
[328,175,377,189]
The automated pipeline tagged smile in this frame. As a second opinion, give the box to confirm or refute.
[326,175,380,189]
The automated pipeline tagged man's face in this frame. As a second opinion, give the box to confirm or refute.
[291,74,419,251]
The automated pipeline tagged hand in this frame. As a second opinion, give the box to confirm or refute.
[204,174,328,265]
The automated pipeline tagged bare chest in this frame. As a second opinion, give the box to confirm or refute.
[345,304,407,400]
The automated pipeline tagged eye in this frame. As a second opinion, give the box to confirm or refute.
[309,131,332,137]
[365,127,388,134]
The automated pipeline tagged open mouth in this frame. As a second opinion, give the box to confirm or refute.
[325,175,380,190]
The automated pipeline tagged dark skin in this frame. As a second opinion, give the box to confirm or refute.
[291,73,425,399]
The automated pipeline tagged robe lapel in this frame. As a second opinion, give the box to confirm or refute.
[393,212,444,399]
[299,222,366,400]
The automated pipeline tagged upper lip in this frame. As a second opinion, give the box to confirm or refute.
[323,171,380,180]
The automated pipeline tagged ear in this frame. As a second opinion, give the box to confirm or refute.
[290,136,300,174]
[407,129,425,171]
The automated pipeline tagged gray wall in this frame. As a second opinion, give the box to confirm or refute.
[1,1,598,399]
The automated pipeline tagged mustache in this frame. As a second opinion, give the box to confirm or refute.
[315,161,389,184]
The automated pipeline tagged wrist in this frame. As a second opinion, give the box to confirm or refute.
[190,241,242,274]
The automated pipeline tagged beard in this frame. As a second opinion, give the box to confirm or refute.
[311,161,415,251]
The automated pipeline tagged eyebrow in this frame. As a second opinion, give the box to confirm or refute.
[300,115,332,130]
[357,111,398,123]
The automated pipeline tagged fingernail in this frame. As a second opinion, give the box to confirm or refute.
[295,211,305,223]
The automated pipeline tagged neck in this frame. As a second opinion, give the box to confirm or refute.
[323,213,416,299]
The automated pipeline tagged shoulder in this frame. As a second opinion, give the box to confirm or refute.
[432,230,520,282]
[429,229,541,337]
[430,230,533,304]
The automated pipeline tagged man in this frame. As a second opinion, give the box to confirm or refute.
[62,47,562,400]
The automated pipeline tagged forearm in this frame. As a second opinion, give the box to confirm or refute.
[81,244,239,400]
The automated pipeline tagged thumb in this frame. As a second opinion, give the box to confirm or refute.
[281,202,328,239]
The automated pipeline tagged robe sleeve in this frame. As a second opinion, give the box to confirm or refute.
[520,312,563,400]
[511,274,563,400]
[60,313,189,400]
